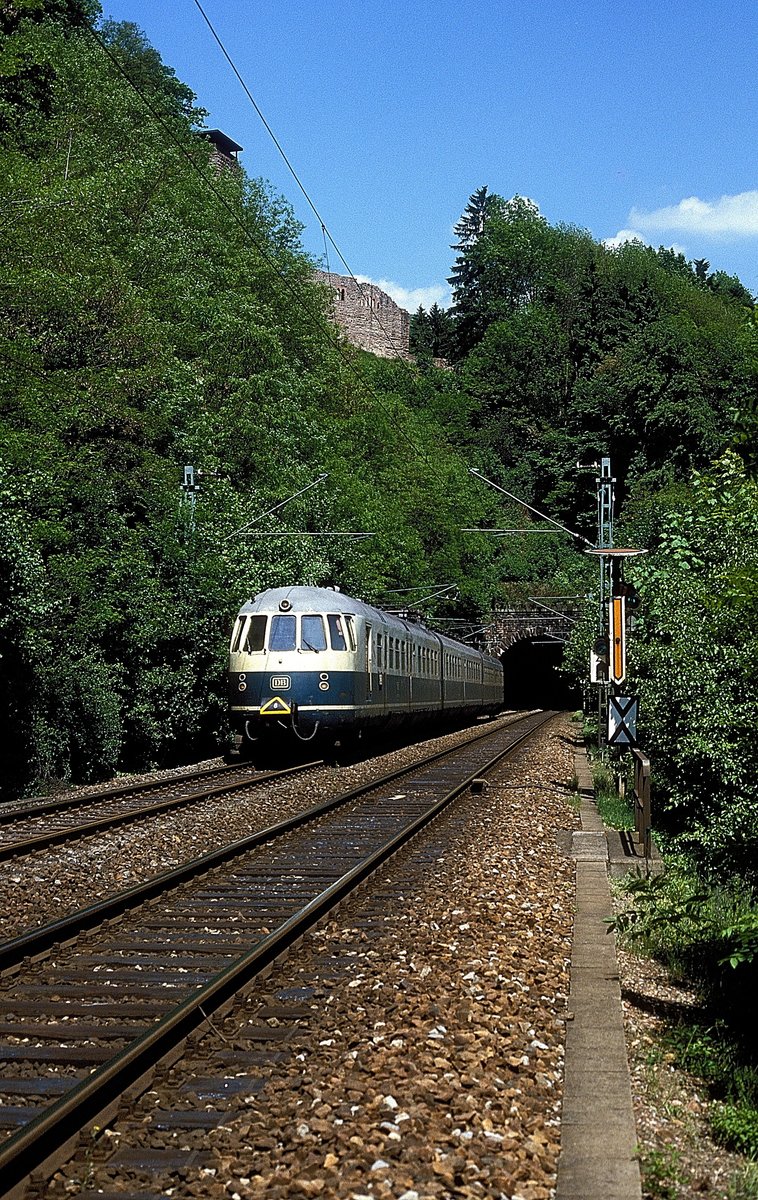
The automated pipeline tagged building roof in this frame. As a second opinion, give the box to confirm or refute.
[201,129,243,156]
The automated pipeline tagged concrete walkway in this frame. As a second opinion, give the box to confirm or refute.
[555,744,642,1200]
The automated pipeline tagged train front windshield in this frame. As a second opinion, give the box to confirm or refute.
[230,613,354,653]
[300,615,327,651]
[269,615,297,651]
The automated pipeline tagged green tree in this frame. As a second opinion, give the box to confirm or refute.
[624,454,758,882]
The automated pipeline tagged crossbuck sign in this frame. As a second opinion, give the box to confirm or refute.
[607,695,638,747]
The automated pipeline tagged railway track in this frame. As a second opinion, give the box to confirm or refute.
[0,710,553,1196]
[0,759,322,863]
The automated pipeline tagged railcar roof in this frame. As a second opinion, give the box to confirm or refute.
[240,586,378,619]
[238,587,501,666]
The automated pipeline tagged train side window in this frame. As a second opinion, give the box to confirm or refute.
[377,632,383,667]
[344,615,357,651]
[230,617,246,653]
[300,614,327,651]
[243,615,266,652]
[269,614,296,651]
[327,614,347,651]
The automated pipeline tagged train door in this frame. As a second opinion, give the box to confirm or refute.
[376,631,384,691]
[365,623,373,701]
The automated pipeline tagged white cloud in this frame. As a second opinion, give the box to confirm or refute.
[356,276,451,312]
[603,229,687,256]
[603,228,648,249]
[629,190,758,238]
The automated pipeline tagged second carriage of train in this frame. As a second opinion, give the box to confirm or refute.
[229,585,504,749]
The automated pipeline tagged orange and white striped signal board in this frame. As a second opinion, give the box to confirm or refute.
[610,595,626,684]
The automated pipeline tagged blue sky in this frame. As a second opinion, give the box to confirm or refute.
[101,0,758,309]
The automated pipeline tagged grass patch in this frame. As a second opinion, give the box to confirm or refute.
[636,1143,685,1199]
[591,756,634,829]
[727,1163,758,1199]
[613,866,758,1163]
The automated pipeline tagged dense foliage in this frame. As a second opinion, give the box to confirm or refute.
[0,6,508,791]
[3,4,757,844]
[431,185,758,887]
[623,455,758,880]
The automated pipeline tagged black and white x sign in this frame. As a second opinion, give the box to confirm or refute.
[607,695,638,746]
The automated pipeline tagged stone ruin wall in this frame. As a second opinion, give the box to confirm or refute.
[314,271,411,359]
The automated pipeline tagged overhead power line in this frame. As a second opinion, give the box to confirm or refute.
[191,0,422,368]
[468,468,594,546]
[80,19,434,469]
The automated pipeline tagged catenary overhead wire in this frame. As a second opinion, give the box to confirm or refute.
[186,5,549,550]
[79,19,435,469]
[1,26,527,647]
[9,18,501,566]
[190,0,424,371]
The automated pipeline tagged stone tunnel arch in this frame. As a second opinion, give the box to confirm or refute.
[483,609,581,711]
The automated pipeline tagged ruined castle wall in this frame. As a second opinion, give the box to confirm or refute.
[314,271,411,359]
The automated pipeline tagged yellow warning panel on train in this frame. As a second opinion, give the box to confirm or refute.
[260,696,292,716]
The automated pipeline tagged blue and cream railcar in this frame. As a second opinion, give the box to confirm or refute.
[228,586,503,748]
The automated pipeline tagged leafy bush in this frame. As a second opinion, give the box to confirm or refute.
[625,454,758,884]
[712,1104,758,1160]
[636,1143,685,1200]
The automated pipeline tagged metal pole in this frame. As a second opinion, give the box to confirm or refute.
[596,457,614,749]
[181,464,198,534]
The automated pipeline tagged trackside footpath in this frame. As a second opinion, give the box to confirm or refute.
[555,742,642,1200]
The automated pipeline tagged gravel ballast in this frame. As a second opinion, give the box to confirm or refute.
[40,716,580,1200]
[0,716,530,942]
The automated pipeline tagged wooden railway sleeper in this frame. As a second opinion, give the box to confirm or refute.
[0,713,552,1196]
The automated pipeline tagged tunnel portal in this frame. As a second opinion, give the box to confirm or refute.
[501,637,580,710]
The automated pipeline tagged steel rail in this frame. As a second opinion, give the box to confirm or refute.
[0,760,322,864]
[0,759,258,823]
[0,711,553,1194]
[0,712,540,972]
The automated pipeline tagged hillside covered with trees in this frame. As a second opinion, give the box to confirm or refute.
[2,0,758,911]
[412,186,758,883]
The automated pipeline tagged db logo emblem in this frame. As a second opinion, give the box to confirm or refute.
[270,676,291,690]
